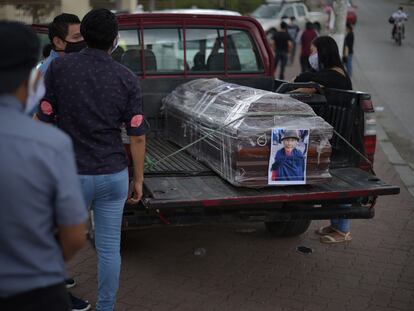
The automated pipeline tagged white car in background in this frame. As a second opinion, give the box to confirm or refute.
[250,0,328,36]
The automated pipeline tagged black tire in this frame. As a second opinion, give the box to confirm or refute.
[265,219,311,237]
[397,32,402,46]
[313,22,321,33]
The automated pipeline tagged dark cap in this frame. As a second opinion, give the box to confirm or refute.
[281,130,300,141]
[0,21,39,94]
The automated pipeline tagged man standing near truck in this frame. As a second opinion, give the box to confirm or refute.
[37,9,147,311]
[39,13,86,75]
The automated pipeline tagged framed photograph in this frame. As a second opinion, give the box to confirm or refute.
[268,128,309,185]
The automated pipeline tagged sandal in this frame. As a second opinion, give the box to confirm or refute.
[320,231,352,244]
[315,225,336,236]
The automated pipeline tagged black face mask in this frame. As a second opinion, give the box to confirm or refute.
[64,40,87,53]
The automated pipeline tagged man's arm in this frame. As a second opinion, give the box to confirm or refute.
[128,135,146,204]
[36,60,58,124]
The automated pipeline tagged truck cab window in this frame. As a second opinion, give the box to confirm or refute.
[115,29,142,73]
[143,28,184,74]
[186,28,225,73]
[227,29,263,73]
[186,28,262,73]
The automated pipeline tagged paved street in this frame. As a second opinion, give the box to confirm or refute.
[67,1,414,310]
[68,147,413,311]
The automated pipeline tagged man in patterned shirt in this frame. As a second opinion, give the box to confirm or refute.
[37,9,147,311]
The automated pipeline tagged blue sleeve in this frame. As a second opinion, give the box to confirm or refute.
[53,136,88,226]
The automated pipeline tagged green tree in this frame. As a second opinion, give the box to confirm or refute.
[139,0,263,15]
[16,2,56,23]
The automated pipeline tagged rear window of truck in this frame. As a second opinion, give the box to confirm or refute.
[114,27,264,75]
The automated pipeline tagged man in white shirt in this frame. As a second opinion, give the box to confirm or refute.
[391,7,408,38]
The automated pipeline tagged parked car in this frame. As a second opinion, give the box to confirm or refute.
[33,12,398,238]
[250,0,329,35]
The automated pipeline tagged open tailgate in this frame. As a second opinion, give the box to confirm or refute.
[143,167,399,210]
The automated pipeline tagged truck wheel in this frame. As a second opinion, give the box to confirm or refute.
[265,220,311,237]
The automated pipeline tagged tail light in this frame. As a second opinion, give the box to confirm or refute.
[360,96,376,171]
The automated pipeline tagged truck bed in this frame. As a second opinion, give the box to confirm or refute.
[143,139,399,211]
[145,138,211,176]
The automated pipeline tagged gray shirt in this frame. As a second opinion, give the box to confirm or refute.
[0,95,88,297]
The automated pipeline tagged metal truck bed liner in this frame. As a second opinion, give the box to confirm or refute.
[145,138,211,175]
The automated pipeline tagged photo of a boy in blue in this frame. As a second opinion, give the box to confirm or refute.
[270,129,308,183]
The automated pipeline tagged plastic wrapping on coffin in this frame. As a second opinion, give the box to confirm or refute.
[162,78,334,188]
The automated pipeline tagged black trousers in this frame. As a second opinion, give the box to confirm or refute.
[0,283,70,311]
[300,56,311,73]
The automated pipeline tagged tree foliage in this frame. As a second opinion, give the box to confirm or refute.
[139,0,263,15]
[16,3,56,23]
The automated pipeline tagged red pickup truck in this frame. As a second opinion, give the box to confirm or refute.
[33,13,399,237]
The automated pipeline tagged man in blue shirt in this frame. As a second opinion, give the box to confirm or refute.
[0,21,87,311]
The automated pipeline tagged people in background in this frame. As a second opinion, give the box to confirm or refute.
[343,23,354,77]
[391,6,408,39]
[272,21,292,80]
[299,21,318,73]
[287,16,300,64]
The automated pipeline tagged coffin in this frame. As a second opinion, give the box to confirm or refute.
[162,78,334,187]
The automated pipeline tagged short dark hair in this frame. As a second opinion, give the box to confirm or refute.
[81,9,118,50]
[305,21,313,30]
[312,36,345,72]
[48,13,80,47]
[280,21,288,30]
[42,43,52,58]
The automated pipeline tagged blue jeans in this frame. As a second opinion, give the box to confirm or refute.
[79,168,128,311]
[346,53,353,77]
[275,52,288,80]
[330,204,351,233]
